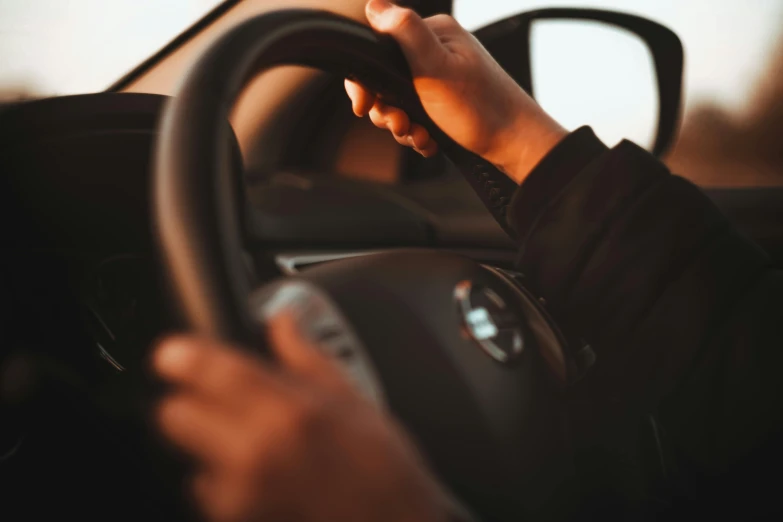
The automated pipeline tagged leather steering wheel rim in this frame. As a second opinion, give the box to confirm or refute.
[154,8,520,347]
[153,9,575,521]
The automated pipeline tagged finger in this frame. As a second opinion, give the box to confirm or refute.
[424,13,463,36]
[368,102,411,138]
[408,123,431,150]
[193,472,258,522]
[153,336,281,400]
[368,103,389,131]
[371,101,411,137]
[266,313,348,391]
[344,79,375,117]
[392,132,415,148]
[157,393,240,460]
[266,312,331,371]
[365,0,444,75]
[419,139,439,158]
[191,473,213,512]
[389,131,422,151]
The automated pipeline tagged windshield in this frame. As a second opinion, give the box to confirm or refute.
[0,0,224,99]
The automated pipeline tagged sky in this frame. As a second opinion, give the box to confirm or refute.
[0,0,220,93]
[0,0,781,148]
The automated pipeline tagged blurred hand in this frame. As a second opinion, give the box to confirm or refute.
[153,313,447,522]
[345,0,567,184]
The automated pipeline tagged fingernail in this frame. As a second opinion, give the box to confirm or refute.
[366,0,393,20]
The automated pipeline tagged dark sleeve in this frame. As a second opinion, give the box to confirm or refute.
[508,127,783,517]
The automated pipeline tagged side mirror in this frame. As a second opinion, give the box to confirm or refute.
[474,8,683,156]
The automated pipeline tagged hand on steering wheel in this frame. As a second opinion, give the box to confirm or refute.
[154,313,449,522]
[345,0,566,183]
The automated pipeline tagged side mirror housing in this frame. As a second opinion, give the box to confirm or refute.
[474,8,684,156]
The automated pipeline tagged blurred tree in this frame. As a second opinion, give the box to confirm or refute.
[667,37,783,186]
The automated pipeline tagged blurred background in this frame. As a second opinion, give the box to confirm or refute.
[1,0,781,186]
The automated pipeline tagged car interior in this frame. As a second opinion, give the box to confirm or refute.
[1,0,781,521]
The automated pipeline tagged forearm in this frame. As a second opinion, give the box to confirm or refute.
[506,126,783,516]
[507,127,771,395]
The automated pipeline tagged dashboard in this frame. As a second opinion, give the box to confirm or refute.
[0,93,523,520]
[0,91,521,381]
[1,91,782,377]
[1,90,782,521]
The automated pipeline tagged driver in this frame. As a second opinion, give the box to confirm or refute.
[152,1,783,520]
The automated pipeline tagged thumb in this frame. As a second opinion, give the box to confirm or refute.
[266,312,350,392]
[266,312,327,372]
[365,0,443,74]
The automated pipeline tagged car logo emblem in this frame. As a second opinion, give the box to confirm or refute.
[454,280,524,364]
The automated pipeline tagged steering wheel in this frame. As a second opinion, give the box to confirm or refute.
[154,9,580,521]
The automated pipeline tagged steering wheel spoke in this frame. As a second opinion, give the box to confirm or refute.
[249,279,386,407]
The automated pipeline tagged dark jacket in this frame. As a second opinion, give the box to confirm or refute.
[508,127,783,519]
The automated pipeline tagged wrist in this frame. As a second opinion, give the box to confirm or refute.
[489,107,568,185]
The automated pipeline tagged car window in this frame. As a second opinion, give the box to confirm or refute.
[0,0,223,98]
[455,0,783,187]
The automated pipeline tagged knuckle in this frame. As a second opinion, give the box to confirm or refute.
[430,14,456,26]
[392,7,416,31]
[428,14,460,32]
[388,112,408,134]
[394,133,411,147]
[369,110,387,128]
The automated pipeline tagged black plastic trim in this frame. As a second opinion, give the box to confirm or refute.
[474,8,684,157]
